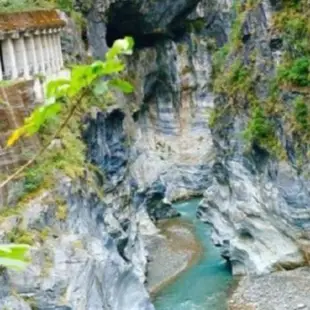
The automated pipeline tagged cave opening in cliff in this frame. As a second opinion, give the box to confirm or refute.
[105,2,169,48]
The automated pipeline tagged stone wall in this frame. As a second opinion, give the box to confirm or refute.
[0,80,39,206]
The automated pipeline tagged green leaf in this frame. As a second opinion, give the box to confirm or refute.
[0,244,30,271]
[93,80,109,95]
[41,102,62,121]
[106,37,134,60]
[91,61,105,74]
[0,245,11,253]
[46,79,70,97]
[8,101,62,144]
[91,60,125,75]
[108,79,134,93]
[0,244,30,257]
[102,59,125,75]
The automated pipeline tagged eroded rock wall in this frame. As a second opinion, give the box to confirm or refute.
[1,0,310,308]
[76,0,310,277]
[197,0,310,275]
[0,110,156,310]
[127,37,215,201]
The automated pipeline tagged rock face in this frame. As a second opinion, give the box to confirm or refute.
[0,111,156,310]
[76,0,310,277]
[198,160,308,275]
[0,184,154,310]
[197,0,310,275]
[1,0,309,308]
[126,38,215,201]
[75,0,218,202]
[59,11,87,64]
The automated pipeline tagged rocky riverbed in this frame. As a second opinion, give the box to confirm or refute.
[146,218,202,293]
[229,268,310,310]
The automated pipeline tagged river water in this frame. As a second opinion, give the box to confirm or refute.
[154,199,233,310]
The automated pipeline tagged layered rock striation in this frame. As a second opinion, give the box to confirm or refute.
[0,110,156,310]
[76,0,310,276]
[1,0,310,308]
[197,0,310,275]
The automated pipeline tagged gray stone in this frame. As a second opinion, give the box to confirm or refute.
[230,268,310,310]
[59,11,87,63]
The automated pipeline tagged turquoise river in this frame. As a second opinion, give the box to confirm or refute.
[154,199,233,310]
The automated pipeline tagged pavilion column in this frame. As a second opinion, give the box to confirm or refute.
[25,35,38,75]
[48,31,57,74]
[56,32,63,69]
[2,38,18,79]
[34,33,45,75]
[52,32,61,71]
[51,31,60,72]
[0,42,3,81]
[14,36,30,79]
[42,32,52,75]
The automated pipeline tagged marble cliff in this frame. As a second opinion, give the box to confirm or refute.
[0,0,309,309]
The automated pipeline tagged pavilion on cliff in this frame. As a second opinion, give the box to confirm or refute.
[0,10,66,81]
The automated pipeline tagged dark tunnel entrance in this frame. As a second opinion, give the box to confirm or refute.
[105,2,170,48]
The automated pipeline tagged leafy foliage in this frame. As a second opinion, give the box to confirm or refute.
[7,227,34,245]
[230,11,246,50]
[52,0,73,12]
[273,1,310,57]
[278,57,310,87]
[294,96,310,133]
[23,166,45,193]
[243,107,273,142]
[213,59,253,100]
[0,244,30,270]
[243,107,283,156]
[0,0,53,12]
[7,36,134,146]
[212,44,229,77]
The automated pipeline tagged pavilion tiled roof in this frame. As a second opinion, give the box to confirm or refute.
[0,9,66,33]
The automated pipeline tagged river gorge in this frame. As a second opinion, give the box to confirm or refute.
[0,0,310,309]
[153,199,233,310]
